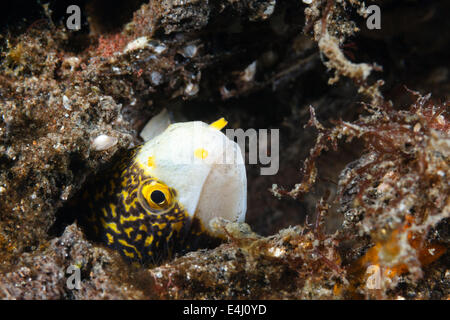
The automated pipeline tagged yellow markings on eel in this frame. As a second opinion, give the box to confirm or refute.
[109,204,117,218]
[122,190,139,211]
[147,156,155,167]
[119,212,145,224]
[123,249,134,259]
[194,148,208,160]
[152,222,167,230]
[100,218,121,234]
[172,220,185,233]
[144,234,154,247]
[106,233,114,244]
[118,239,142,259]
[124,227,134,238]
[121,190,129,200]
[209,117,228,130]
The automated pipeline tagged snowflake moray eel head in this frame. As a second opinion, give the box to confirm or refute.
[79,118,247,264]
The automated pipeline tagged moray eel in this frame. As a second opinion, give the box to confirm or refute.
[79,118,246,265]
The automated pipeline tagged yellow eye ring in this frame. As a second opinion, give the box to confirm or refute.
[139,180,173,212]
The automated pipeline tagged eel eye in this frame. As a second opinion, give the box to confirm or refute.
[140,181,173,211]
[150,190,166,205]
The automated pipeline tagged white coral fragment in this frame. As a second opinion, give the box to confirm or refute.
[123,36,149,53]
[92,134,118,151]
[242,61,257,82]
